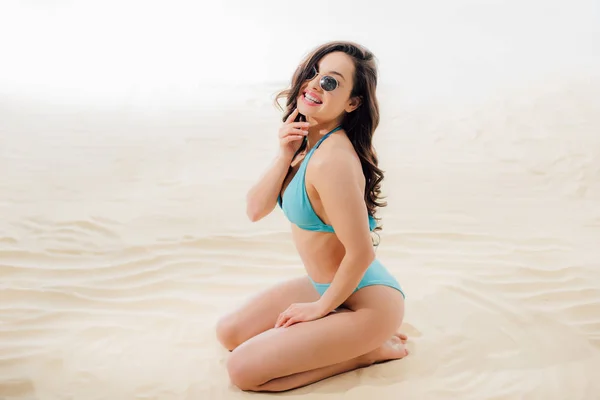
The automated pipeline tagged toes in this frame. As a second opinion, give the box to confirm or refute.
[396,332,408,343]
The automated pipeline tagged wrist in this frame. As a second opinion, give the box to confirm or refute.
[276,151,294,165]
[316,298,332,316]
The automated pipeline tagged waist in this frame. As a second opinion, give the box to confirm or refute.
[306,257,384,286]
[292,226,343,281]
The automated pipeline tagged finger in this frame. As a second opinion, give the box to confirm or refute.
[275,313,285,328]
[278,314,290,329]
[283,135,305,144]
[284,128,309,136]
[283,317,299,328]
[287,121,310,129]
[285,107,299,123]
[279,128,307,139]
[279,126,308,138]
[276,311,290,328]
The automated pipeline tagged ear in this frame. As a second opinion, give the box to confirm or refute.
[345,95,362,113]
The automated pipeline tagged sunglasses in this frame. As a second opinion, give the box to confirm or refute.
[305,65,339,92]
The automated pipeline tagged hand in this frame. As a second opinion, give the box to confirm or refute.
[275,301,328,328]
[278,108,310,159]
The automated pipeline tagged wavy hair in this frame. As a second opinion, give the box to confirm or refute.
[274,41,387,231]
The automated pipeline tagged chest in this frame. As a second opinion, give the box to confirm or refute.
[280,153,307,199]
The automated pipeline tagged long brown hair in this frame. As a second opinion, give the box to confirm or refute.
[274,41,387,230]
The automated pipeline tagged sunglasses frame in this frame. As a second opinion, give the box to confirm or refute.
[305,65,339,92]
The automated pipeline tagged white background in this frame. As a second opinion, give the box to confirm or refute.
[1,0,598,106]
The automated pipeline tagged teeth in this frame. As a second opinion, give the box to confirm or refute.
[305,93,321,104]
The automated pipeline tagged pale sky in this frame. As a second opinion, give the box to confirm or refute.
[0,0,598,105]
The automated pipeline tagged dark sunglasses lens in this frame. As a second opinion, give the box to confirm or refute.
[320,76,338,91]
[306,66,317,80]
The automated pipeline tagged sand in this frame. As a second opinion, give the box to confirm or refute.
[1,76,600,399]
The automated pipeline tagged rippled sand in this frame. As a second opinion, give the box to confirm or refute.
[1,78,600,399]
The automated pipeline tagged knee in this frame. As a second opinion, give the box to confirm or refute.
[215,314,241,351]
[226,350,260,391]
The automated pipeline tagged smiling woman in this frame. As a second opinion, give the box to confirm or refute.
[215,41,408,393]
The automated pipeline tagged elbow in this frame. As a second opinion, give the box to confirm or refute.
[245,193,277,222]
[245,198,266,222]
[247,212,261,222]
[245,192,259,222]
[364,248,377,266]
[346,246,376,266]
[246,204,262,222]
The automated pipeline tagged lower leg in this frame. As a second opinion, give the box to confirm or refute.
[253,333,408,392]
[216,277,319,351]
[226,286,406,392]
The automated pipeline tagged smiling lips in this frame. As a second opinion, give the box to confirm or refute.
[302,90,322,106]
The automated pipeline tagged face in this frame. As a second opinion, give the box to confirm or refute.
[296,51,361,123]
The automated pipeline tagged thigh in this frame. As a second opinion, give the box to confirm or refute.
[227,285,404,386]
[216,276,320,350]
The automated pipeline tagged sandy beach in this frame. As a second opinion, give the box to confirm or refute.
[2,76,600,399]
[2,1,600,399]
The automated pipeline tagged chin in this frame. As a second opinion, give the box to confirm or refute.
[297,97,320,118]
[298,105,317,118]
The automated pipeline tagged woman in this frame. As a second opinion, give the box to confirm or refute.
[216,41,408,392]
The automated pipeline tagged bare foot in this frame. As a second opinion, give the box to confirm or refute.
[398,332,408,343]
[362,333,409,367]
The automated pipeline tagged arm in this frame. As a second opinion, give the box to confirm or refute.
[246,108,309,222]
[273,147,377,329]
[312,150,376,313]
[245,153,292,222]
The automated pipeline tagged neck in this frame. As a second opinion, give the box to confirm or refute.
[306,118,343,149]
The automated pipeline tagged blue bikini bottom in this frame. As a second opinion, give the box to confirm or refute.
[308,259,405,299]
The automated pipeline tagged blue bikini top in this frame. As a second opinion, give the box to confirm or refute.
[277,126,377,233]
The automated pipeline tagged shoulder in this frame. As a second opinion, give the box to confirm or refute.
[308,133,363,186]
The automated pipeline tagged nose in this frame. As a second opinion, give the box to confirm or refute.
[306,74,322,93]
